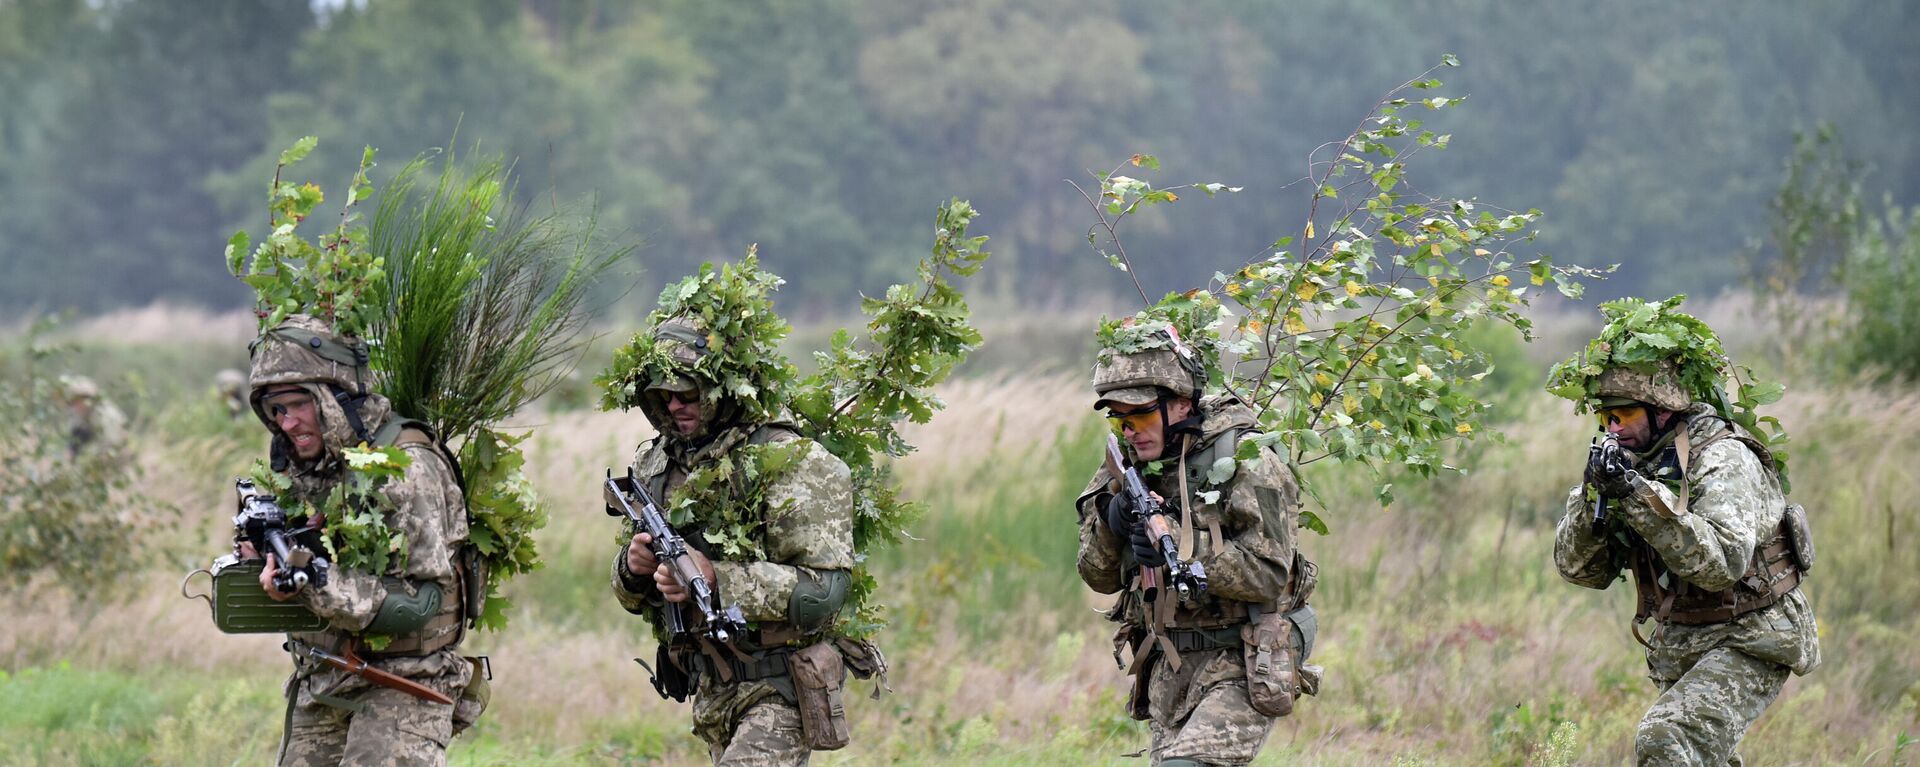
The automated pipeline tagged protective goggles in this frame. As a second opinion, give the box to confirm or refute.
[1595,405,1648,432]
[1106,404,1164,434]
[261,390,317,421]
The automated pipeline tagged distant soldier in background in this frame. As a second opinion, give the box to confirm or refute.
[59,374,125,458]
[1552,313,1818,765]
[1075,330,1319,767]
[215,368,249,419]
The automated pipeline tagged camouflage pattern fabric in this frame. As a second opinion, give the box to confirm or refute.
[281,676,462,767]
[1144,647,1275,766]
[1554,403,1819,766]
[610,417,855,754]
[705,698,810,767]
[1075,395,1301,762]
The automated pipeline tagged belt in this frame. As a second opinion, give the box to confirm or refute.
[692,646,793,682]
[1166,625,1242,653]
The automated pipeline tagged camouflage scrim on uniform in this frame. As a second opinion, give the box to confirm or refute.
[295,439,467,635]
[1075,395,1300,763]
[1553,403,1819,766]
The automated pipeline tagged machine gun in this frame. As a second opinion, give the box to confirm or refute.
[1588,432,1637,525]
[1103,435,1208,602]
[232,478,330,594]
[605,469,748,645]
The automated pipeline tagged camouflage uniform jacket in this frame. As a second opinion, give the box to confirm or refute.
[284,393,473,699]
[1554,403,1819,676]
[610,416,855,744]
[1075,395,1302,725]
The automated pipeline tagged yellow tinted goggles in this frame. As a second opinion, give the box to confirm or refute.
[1595,405,1648,432]
[1106,407,1163,434]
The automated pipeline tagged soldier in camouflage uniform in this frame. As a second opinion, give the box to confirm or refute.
[246,315,476,767]
[611,316,861,767]
[1075,335,1318,767]
[1554,361,1819,766]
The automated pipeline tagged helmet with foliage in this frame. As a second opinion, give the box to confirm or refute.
[246,314,386,460]
[58,374,100,402]
[1091,325,1208,410]
[598,251,796,439]
[1545,295,1729,414]
[1591,361,1691,411]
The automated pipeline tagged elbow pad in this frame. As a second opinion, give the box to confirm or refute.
[787,569,852,631]
[366,579,443,635]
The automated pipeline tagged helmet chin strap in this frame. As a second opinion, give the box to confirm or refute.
[329,384,375,447]
[1160,395,1207,454]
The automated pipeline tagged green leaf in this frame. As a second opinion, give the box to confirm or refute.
[1298,509,1330,536]
[279,136,318,166]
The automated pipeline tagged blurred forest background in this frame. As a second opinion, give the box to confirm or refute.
[4,1,1920,765]
[2,0,1918,318]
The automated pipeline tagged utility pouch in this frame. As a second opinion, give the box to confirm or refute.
[789,641,850,751]
[1287,604,1322,697]
[1782,503,1816,572]
[460,544,488,628]
[1290,551,1319,607]
[451,656,491,737]
[637,644,694,702]
[182,554,328,634]
[1241,607,1298,717]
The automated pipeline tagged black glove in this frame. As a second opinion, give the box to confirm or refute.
[1585,443,1633,499]
[1129,523,1166,569]
[1103,492,1137,537]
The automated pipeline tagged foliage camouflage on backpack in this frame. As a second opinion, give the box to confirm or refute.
[226,137,618,631]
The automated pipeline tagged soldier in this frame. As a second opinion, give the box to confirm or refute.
[1075,331,1318,767]
[245,314,476,767]
[1553,356,1819,765]
[59,374,126,458]
[610,315,861,766]
[215,368,250,419]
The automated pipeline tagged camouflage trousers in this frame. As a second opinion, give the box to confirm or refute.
[279,683,454,767]
[1146,647,1276,767]
[1638,645,1790,766]
[706,698,810,767]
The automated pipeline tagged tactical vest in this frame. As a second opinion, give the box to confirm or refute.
[301,417,471,659]
[1628,424,1804,627]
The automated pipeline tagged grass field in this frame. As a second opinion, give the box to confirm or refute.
[2,303,1916,766]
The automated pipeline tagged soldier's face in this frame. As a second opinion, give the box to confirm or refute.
[664,388,703,435]
[1109,398,1193,461]
[1597,405,1668,451]
[263,389,324,460]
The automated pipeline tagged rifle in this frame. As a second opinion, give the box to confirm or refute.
[604,469,748,644]
[301,644,455,705]
[1103,435,1208,602]
[233,478,330,594]
[1587,433,1636,525]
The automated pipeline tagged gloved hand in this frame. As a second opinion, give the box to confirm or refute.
[1129,523,1167,569]
[1103,492,1137,538]
[1585,442,1633,499]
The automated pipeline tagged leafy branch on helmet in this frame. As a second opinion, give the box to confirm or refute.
[227,138,618,632]
[598,200,990,639]
[226,137,383,336]
[1545,294,1792,489]
[1078,58,1608,524]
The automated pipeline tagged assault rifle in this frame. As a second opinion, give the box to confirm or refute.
[1103,435,1207,602]
[233,478,330,594]
[1588,432,1636,525]
[604,469,748,644]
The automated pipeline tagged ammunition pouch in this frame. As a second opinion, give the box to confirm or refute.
[183,554,328,634]
[451,656,491,737]
[366,579,443,635]
[790,641,851,751]
[1782,503,1815,572]
[787,570,851,632]
[1241,607,1298,718]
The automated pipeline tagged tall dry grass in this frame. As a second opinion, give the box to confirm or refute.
[4,298,1917,765]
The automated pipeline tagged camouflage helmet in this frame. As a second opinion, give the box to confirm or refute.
[1593,360,1692,412]
[58,374,100,401]
[213,368,247,397]
[647,316,711,394]
[247,314,371,395]
[1091,337,1204,411]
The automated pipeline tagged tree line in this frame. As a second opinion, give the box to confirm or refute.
[1,0,1914,317]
